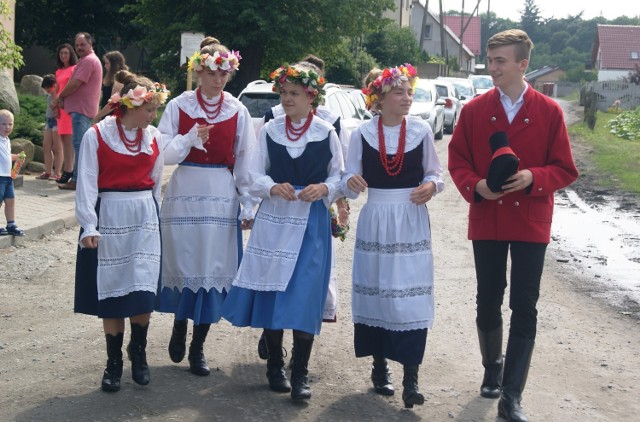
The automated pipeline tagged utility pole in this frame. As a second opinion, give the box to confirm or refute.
[420,0,430,51]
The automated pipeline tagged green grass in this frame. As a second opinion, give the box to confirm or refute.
[568,111,640,194]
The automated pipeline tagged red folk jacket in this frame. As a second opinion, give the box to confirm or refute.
[448,87,579,244]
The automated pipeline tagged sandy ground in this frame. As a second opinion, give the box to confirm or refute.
[1,102,640,421]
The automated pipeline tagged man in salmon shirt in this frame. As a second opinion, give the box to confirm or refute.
[54,32,103,190]
[448,29,578,422]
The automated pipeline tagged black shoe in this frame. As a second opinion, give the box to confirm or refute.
[498,393,529,422]
[265,329,291,393]
[478,326,503,398]
[101,333,123,392]
[5,225,25,236]
[290,336,314,401]
[402,365,425,408]
[56,171,73,184]
[371,356,394,396]
[168,319,188,363]
[188,324,210,376]
[258,331,269,360]
[127,323,150,385]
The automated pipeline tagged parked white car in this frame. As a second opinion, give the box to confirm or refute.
[409,79,445,140]
[433,80,462,134]
[469,74,494,96]
[436,76,476,106]
[237,80,281,130]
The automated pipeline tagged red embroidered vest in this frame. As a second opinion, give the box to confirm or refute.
[95,126,159,191]
[178,109,238,166]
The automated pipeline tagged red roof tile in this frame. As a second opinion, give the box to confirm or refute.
[595,25,640,70]
[444,15,481,56]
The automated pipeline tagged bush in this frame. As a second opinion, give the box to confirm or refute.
[605,107,640,141]
[13,93,46,146]
[584,91,597,131]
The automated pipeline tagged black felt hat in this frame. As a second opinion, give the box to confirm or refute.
[486,131,519,193]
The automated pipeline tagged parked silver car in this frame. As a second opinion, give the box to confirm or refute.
[433,80,462,134]
[436,76,476,106]
[237,80,281,129]
[409,79,445,139]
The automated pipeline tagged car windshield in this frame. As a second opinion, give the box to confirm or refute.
[471,77,494,89]
[454,83,474,97]
[413,87,433,103]
[239,93,280,118]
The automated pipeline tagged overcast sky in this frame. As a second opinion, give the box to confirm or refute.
[433,0,637,21]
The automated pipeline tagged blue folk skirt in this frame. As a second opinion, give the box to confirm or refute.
[222,200,331,335]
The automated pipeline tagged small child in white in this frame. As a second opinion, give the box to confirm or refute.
[0,109,26,236]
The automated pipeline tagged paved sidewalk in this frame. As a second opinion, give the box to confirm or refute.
[0,165,177,249]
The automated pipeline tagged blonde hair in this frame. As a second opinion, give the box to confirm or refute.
[0,109,14,121]
[487,29,533,62]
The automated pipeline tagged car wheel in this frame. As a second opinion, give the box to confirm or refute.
[445,115,456,134]
[435,117,444,140]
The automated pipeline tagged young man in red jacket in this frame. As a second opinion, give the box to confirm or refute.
[448,29,578,422]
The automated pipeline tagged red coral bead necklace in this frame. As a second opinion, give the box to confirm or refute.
[377,116,406,177]
[285,112,314,141]
[197,88,224,120]
[116,118,143,153]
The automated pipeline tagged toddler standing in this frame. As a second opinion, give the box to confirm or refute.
[0,109,26,236]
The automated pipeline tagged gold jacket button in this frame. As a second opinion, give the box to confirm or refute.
[514,201,520,206]
[498,200,503,205]
[491,116,497,121]
[524,118,530,123]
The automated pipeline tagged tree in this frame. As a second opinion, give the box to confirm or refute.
[623,64,640,85]
[15,0,138,54]
[0,0,23,69]
[519,0,543,41]
[364,21,426,68]
[124,0,394,95]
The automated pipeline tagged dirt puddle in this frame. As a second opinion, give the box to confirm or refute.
[551,188,640,308]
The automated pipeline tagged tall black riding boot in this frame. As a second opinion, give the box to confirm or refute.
[497,336,535,422]
[127,322,150,385]
[168,318,188,363]
[371,355,394,396]
[478,325,504,398]
[402,365,425,408]
[101,332,124,392]
[290,335,314,401]
[265,329,291,392]
[188,323,211,376]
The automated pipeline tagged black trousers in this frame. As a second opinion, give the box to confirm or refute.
[472,240,547,339]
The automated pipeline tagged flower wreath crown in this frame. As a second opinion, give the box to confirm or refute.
[188,50,242,73]
[362,64,418,110]
[108,83,171,116]
[270,65,326,108]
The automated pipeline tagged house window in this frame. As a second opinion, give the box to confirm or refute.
[423,24,432,39]
[632,51,639,60]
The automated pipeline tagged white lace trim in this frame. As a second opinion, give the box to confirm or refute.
[172,90,241,123]
[161,275,233,294]
[360,115,429,154]
[96,117,159,156]
[265,114,334,147]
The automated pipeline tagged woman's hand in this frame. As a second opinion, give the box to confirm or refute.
[196,124,214,143]
[81,236,100,249]
[410,181,436,205]
[298,184,328,202]
[270,183,297,201]
[347,174,367,193]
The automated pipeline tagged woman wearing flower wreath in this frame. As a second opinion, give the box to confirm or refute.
[254,57,349,363]
[344,64,444,408]
[74,70,169,392]
[221,64,344,401]
[156,41,256,377]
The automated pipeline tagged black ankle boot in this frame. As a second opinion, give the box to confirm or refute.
[188,324,211,376]
[478,325,503,398]
[127,323,150,385]
[168,319,188,363]
[265,329,291,393]
[402,365,425,408]
[290,335,314,401]
[497,336,535,422]
[371,355,394,396]
[102,333,123,392]
[258,330,269,360]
